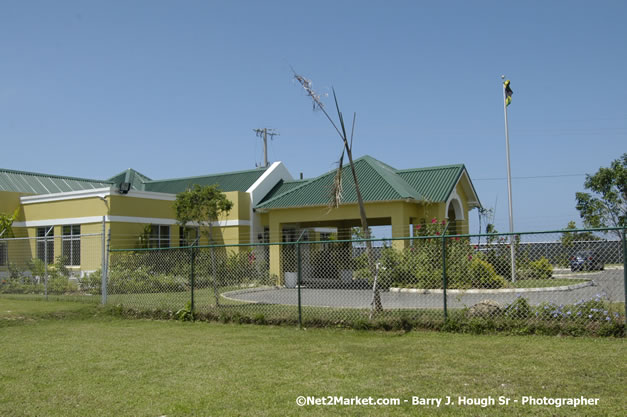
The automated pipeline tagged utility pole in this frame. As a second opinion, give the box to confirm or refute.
[253,128,279,168]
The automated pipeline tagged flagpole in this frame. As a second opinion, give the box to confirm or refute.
[502,75,516,282]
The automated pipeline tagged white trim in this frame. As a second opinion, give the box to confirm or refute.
[107,216,250,227]
[20,187,113,204]
[445,190,465,221]
[246,161,293,243]
[20,187,177,205]
[246,162,279,194]
[124,190,176,201]
[459,169,481,209]
[13,216,250,228]
[312,227,336,233]
[13,216,106,227]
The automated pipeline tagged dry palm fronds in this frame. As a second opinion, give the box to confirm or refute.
[329,149,345,210]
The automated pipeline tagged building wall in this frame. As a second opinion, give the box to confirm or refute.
[263,200,451,281]
[0,191,26,221]
[2,189,253,274]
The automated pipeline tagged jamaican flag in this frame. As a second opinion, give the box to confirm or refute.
[504,80,513,106]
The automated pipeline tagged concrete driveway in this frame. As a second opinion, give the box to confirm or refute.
[222,268,624,309]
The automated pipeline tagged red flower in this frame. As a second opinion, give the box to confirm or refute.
[441,220,446,225]
[473,245,478,249]
[468,255,473,260]
[454,237,460,241]
[435,232,440,236]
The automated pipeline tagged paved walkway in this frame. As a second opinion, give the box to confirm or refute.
[223,269,624,309]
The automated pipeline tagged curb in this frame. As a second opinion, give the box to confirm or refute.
[389,280,594,294]
[221,286,279,304]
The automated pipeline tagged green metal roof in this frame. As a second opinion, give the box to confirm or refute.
[0,165,268,196]
[107,168,152,191]
[0,168,113,195]
[143,167,268,193]
[258,179,309,205]
[255,156,471,209]
[397,165,465,202]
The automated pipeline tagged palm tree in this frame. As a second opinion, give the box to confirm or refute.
[293,72,382,313]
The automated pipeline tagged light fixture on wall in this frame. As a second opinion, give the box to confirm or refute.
[118,182,131,194]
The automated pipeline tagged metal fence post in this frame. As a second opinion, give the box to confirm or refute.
[101,217,107,305]
[44,235,48,300]
[43,226,52,301]
[104,227,111,304]
[297,241,302,329]
[622,229,626,325]
[190,243,196,313]
[442,233,448,321]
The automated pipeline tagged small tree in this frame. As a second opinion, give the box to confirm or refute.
[175,184,233,242]
[0,208,19,238]
[575,153,626,239]
[174,184,233,306]
[560,221,600,247]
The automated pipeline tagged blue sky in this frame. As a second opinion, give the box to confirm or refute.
[1,0,625,234]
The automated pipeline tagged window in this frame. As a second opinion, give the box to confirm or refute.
[320,232,332,241]
[0,241,7,266]
[62,225,81,266]
[37,226,54,264]
[320,232,332,250]
[282,228,297,242]
[179,226,199,246]
[149,225,170,248]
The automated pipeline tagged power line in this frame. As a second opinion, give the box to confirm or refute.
[474,173,586,181]
[253,128,279,168]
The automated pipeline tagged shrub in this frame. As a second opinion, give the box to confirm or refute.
[518,257,553,280]
[107,264,187,294]
[47,274,79,294]
[360,234,506,289]
[468,258,506,289]
[503,296,531,319]
[79,270,102,295]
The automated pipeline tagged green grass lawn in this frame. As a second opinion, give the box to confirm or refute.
[507,278,587,288]
[0,298,625,417]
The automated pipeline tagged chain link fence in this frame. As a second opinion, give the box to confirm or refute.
[0,233,105,302]
[103,227,625,333]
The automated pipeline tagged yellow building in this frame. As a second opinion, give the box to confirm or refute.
[0,156,480,278]
[256,156,480,278]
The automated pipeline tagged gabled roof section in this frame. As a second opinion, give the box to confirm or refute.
[143,166,268,193]
[257,179,310,205]
[107,168,152,191]
[256,156,474,210]
[0,168,113,195]
[397,164,465,203]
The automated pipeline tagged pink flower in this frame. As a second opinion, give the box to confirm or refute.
[415,224,422,230]
[441,220,446,225]
[454,237,460,241]
[468,255,473,260]
[431,218,437,224]
[473,245,478,249]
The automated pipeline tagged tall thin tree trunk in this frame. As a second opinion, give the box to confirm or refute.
[344,144,382,312]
